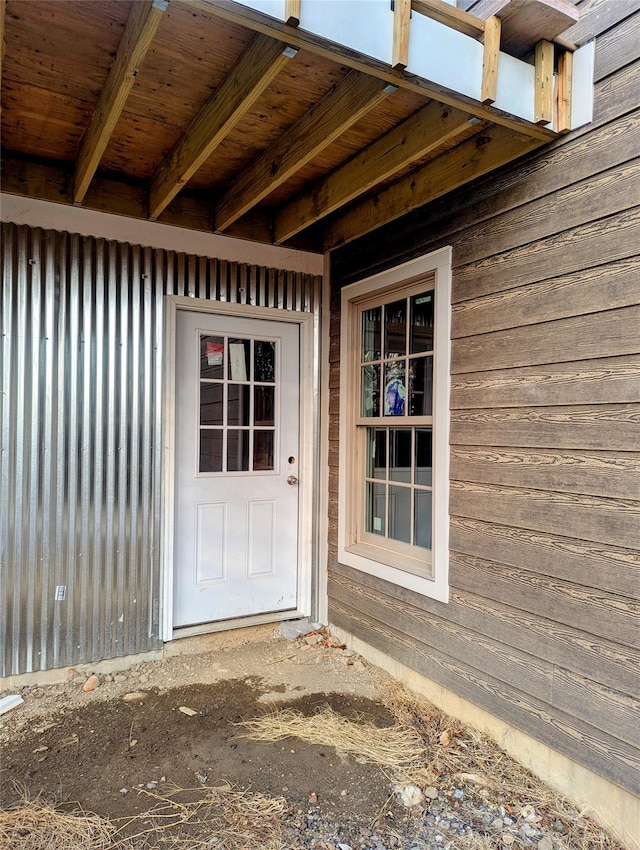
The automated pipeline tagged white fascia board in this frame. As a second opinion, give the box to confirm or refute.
[299,0,393,66]
[571,39,596,131]
[493,51,536,124]
[0,194,324,275]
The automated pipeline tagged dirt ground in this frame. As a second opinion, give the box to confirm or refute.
[0,625,626,850]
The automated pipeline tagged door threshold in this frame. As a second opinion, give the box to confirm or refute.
[171,609,304,641]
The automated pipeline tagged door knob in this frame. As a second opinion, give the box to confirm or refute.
[287,475,298,485]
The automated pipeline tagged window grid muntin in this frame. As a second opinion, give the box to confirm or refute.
[198,333,277,474]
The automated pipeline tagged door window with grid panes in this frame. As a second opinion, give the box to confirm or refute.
[338,249,451,603]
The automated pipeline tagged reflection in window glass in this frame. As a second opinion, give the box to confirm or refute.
[385,299,407,358]
[361,364,380,417]
[384,361,406,416]
[366,429,387,479]
[227,429,250,471]
[389,485,411,544]
[389,429,412,482]
[365,481,386,536]
[414,490,432,549]
[410,292,434,354]
[362,307,381,361]
[200,430,223,473]
[227,385,250,426]
[415,429,432,486]
[409,356,433,416]
[254,431,274,470]
[254,386,275,426]
[255,341,276,382]
[200,336,224,379]
[228,339,250,381]
[200,383,223,425]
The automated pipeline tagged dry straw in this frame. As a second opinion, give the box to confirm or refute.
[0,796,123,850]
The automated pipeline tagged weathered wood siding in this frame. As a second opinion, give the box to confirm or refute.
[327,1,640,796]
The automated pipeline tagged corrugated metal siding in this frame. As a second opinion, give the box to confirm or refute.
[0,222,321,675]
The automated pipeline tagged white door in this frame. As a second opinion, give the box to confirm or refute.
[174,310,300,628]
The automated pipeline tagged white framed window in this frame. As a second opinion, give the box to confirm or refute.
[338,247,451,602]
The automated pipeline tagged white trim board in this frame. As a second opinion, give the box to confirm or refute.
[0,193,324,275]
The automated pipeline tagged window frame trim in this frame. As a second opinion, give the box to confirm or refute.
[337,247,452,603]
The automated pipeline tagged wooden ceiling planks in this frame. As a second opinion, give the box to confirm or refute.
[0,0,558,251]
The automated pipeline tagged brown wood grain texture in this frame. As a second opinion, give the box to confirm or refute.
[551,666,640,748]
[182,0,555,141]
[285,0,300,26]
[451,355,640,408]
[451,254,640,337]
[450,158,640,270]
[412,0,485,37]
[323,126,544,249]
[331,574,638,745]
[556,48,573,133]
[449,516,640,599]
[329,565,640,695]
[449,404,640,451]
[449,446,640,500]
[563,0,640,46]
[329,571,554,702]
[275,103,474,242]
[149,33,294,219]
[74,0,166,204]
[481,15,501,104]
[451,305,640,372]
[329,597,640,795]
[393,0,411,68]
[214,71,392,231]
[534,40,554,124]
[452,207,640,298]
[593,11,640,83]
[449,552,640,648]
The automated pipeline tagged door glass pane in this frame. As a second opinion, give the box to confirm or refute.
[200,336,224,379]
[200,430,223,472]
[228,339,250,381]
[415,429,433,485]
[409,356,433,416]
[254,431,274,470]
[384,361,406,416]
[227,429,249,471]
[410,292,434,354]
[366,428,387,479]
[361,364,380,417]
[389,429,412,482]
[254,386,275,426]
[385,299,406,358]
[365,481,386,536]
[255,340,276,383]
[388,485,411,543]
[200,383,223,425]
[227,385,250,426]
[362,306,381,361]
[414,490,432,549]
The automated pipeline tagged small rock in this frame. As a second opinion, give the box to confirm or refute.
[122,691,148,703]
[146,781,158,790]
[552,820,565,834]
[304,634,321,646]
[83,675,100,692]
[340,789,347,796]
[520,804,536,820]
[453,789,464,800]
[114,673,128,683]
[308,792,318,804]
[66,667,76,681]
[337,844,351,850]
[424,786,439,800]
[196,771,207,785]
[538,838,553,850]
[120,788,128,795]
[178,705,198,716]
[395,784,424,809]
[502,834,515,846]
[492,818,504,828]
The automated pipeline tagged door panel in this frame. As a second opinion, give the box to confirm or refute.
[174,310,300,627]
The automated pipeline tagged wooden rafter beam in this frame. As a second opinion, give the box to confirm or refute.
[182,0,556,142]
[392,0,411,69]
[481,15,501,105]
[556,48,573,134]
[215,71,395,233]
[411,0,484,39]
[323,124,544,250]
[149,33,296,220]
[73,0,167,205]
[275,102,475,244]
[535,39,554,125]
[284,0,300,26]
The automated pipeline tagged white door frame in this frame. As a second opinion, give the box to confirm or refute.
[161,295,316,641]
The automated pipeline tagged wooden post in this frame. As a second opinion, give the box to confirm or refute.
[285,0,300,27]
[392,0,411,70]
[481,15,501,105]
[534,39,554,125]
[556,48,573,134]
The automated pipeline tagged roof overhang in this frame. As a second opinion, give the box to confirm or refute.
[0,0,595,253]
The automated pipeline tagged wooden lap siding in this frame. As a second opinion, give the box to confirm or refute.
[327,2,640,796]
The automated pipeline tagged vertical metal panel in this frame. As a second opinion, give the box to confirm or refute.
[0,222,322,675]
